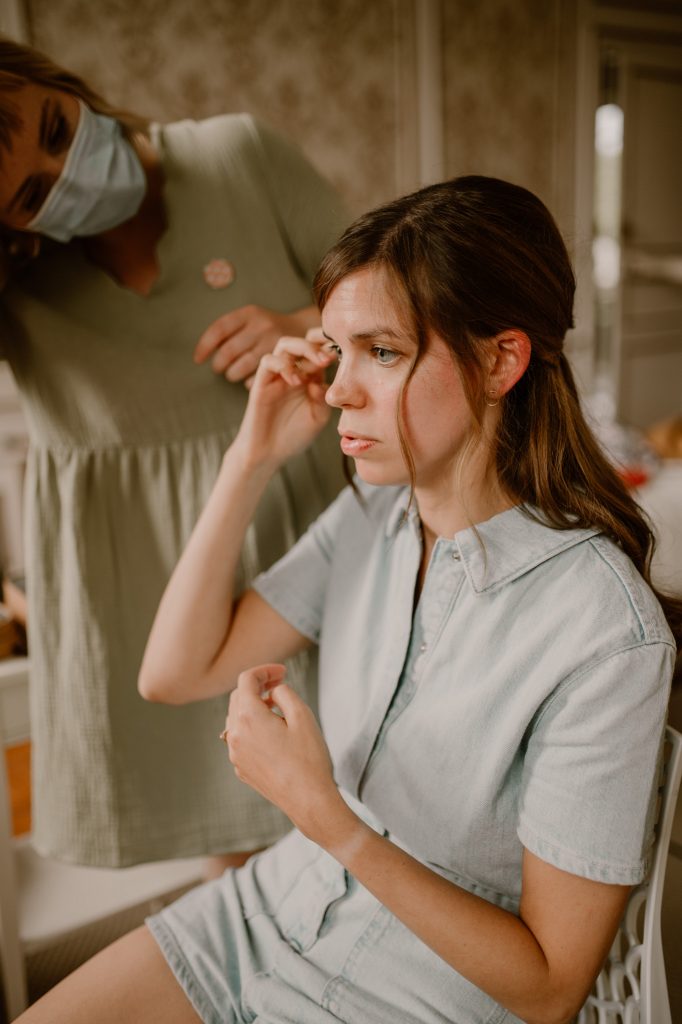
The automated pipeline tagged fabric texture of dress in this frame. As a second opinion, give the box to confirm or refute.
[147,482,674,1024]
[0,113,348,866]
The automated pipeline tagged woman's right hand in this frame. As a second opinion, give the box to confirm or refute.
[232,330,336,469]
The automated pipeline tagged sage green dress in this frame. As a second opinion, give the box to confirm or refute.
[0,114,348,866]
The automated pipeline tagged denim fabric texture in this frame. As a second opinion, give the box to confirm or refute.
[148,483,674,1023]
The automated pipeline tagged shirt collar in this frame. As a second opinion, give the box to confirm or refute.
[386,490,601,592]
[455,505,601,593]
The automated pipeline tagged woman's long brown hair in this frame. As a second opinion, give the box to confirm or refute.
[314,176,682,658]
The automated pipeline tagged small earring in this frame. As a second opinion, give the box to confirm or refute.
[484,391,499,408]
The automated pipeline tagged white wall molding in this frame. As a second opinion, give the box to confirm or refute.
[0,0,29,41]
[414,0,444,187]
[593,2,682,37]
[393,0,420,197]
[393,0,445,198]
[570,0,600,388]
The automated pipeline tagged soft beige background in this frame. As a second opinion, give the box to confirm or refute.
[26,0,401,214]
[24,0,576,221]
[443,0,573,213]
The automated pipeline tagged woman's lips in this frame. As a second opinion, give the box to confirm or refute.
[340,434,376,456]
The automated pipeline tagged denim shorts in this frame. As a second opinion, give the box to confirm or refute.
[147,828,515,1024]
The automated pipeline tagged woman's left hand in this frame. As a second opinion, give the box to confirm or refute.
[194,304,320,384]
[223,664,347,841]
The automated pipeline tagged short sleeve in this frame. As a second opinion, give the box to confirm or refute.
[245,117,350,284]
[518,641,674,884]
[251,484,356,642]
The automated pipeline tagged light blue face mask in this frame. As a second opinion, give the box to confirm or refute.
[27,100,146,243]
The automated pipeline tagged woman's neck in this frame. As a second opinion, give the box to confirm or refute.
[80,135,166,296]
[415,461,513,544]
[415,479,513,601]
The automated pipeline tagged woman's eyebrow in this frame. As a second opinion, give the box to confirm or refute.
[3,100,50,215]
[0,100,24,165]
[4,100,57,215]
[38,97,50,150]
[322,327,403,344]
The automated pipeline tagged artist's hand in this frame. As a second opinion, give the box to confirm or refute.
[231,330,336,470]
[194,304,320,384]
[223,664,348,842]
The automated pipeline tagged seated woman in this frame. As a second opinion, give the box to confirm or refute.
[17,176,679,1024]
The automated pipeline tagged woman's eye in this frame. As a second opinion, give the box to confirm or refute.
[326,342,342,360]
[23,179,47,214]
[48,113,69,152]
[373,346,399,366]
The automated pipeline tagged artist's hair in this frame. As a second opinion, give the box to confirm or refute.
[0,34,148,285]
[314,175,682,651]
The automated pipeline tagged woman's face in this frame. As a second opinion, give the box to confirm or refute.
[323,267,486,497]
[0,81,79,232]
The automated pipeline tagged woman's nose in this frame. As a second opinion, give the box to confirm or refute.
[325,363,363,409]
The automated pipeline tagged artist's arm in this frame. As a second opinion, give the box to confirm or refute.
[225,666,630,1024]
[138,336,334,704]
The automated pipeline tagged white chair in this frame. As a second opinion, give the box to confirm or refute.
[0,657,204,1021]
[578,724,682,1024]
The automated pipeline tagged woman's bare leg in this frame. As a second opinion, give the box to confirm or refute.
[15,926,203,1024]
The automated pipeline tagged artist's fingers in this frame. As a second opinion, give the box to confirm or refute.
[193,308,247,363]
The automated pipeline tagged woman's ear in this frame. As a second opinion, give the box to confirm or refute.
[487,329,531,400]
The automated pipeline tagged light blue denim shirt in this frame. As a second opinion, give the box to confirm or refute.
[254,482,674,907]
[147,482,675,1024]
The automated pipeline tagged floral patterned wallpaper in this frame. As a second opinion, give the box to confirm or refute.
[24,0,576,221]
[442,0,567,208]
[25,0,401,214]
